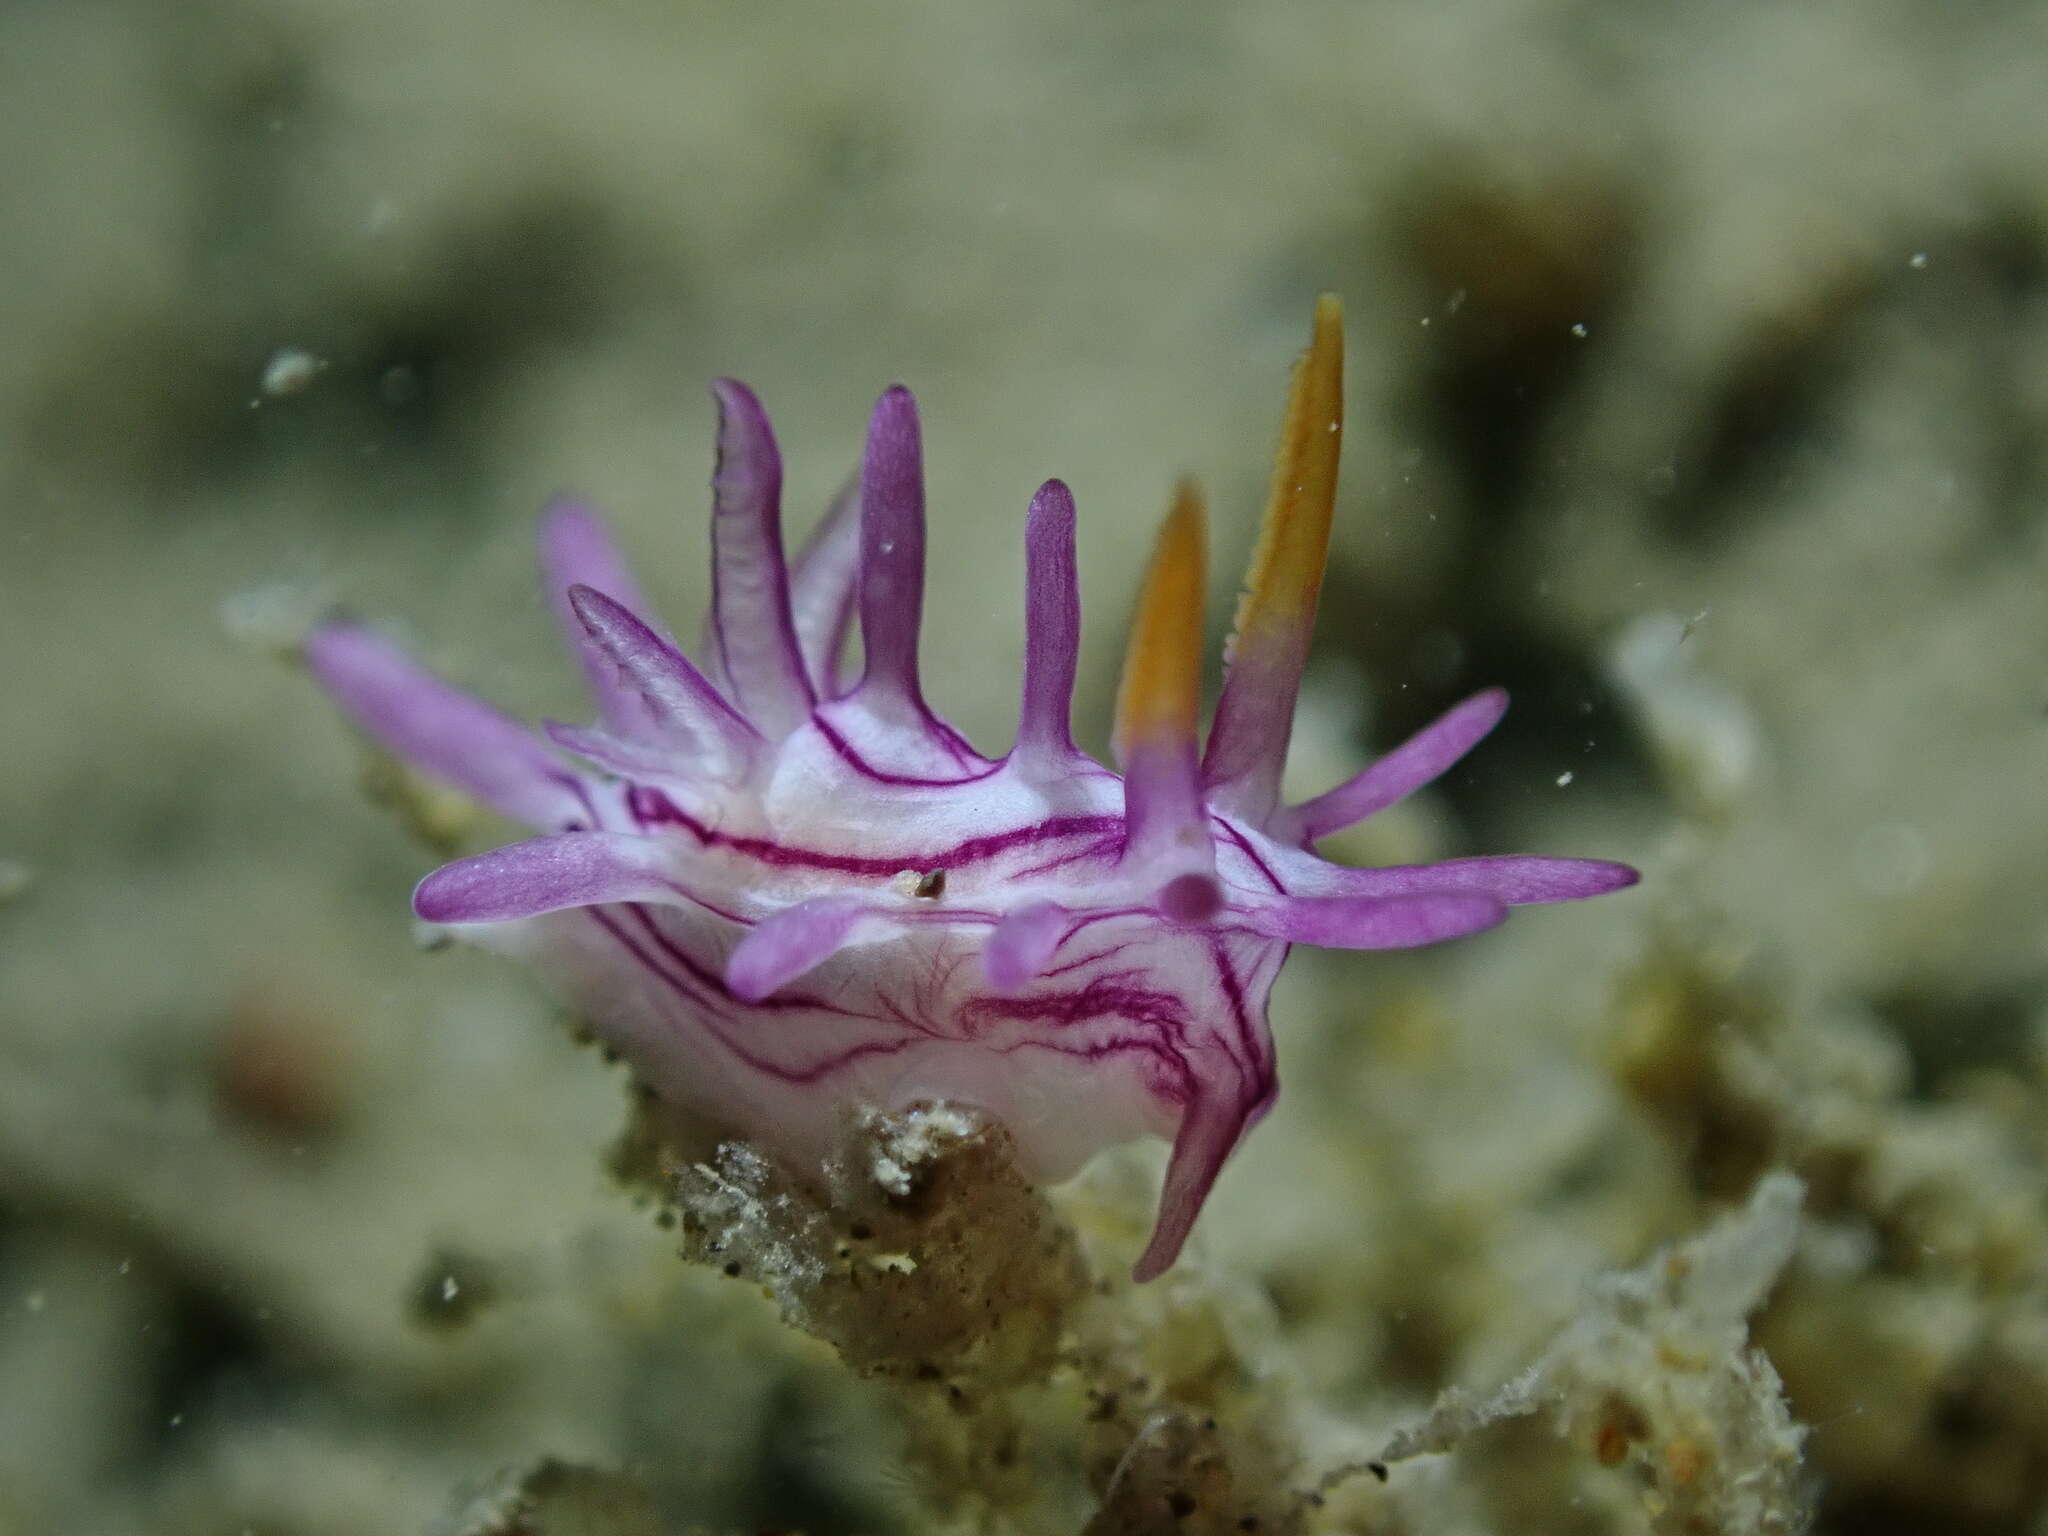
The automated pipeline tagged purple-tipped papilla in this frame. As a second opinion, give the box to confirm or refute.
[307,299,1637,1281]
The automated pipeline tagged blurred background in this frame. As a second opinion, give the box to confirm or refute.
[3,1,2047,1531]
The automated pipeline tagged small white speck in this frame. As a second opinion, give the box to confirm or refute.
[1907,251,1929,270]
[1555,771,1574,787]
[168,1413,184,1428]
[1419,316,1431,327]
[441,1275,460,1302]
[870,1152,910,1195]
[1569,322,1588,339]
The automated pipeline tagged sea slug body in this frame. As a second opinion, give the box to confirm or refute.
[308,298,1637,1280]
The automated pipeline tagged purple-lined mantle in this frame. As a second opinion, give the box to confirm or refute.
[307,299,1636,1281]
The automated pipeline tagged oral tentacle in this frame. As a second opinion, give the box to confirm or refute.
[726,894,879,1002]
[1203,293,1345,828]
[414,830,698,924]
[305,622,585,829]
[706,379,815,737]
[982,899,1070,992]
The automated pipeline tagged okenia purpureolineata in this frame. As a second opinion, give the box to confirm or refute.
[308,298,1636,1281]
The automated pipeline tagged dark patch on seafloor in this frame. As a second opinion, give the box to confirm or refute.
[1312,163,1660,834]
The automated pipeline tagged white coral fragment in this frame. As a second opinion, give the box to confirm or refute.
[1607,610,1762,814]
[1379,1173,1812,1534]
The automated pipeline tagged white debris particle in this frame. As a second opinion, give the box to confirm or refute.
[1556,771,1575,787]
[260,346,327,398]
[870,1151,911,1196]
[1907,251,1929,269]
[1570,321,1589,338]
[866,1101,981,1196]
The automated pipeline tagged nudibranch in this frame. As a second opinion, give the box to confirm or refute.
[308,298,1636,1280]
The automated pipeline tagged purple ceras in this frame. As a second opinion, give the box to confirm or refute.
[308,298,1637,1280]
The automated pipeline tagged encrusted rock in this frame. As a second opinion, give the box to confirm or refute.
[671,1101,1088,1388]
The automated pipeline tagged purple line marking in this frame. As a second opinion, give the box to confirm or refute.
[589,906,921,1084]
[1008,836,1120,882]
[811,714,1002,788]
[627,784,1119,877]
[621,904,856,1017]
[1213,818,1287,895]
[1206,936,1261,1082]
[587,906,728,1021]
